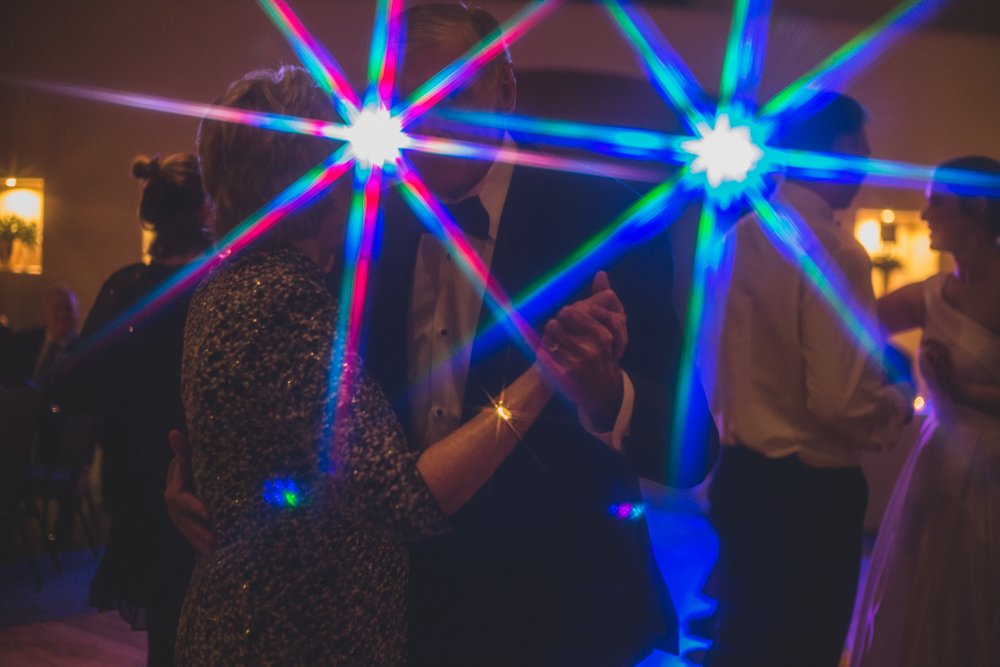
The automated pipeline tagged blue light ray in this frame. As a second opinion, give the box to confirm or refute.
[718,0,772,117]
[393,156,542,354]
[745,188,884,361]
[397,0,565,128]
[74,147,355,364]
[770,148,1000,196]
[367,0,404,106]
[759,0,942,136]
[258,0,361,122]
[433,108,691,162]
[669,201,729,487]
[604,0,716,134]
[405,133,669,183]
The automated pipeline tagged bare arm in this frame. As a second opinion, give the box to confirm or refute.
[877,281,926,334]
[416,363,553,516]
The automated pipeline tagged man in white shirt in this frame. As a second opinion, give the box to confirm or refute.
[702,93,912,667]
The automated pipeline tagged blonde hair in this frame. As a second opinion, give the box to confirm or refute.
[197,66,340,245]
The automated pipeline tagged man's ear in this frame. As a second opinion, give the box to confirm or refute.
[498,62,517,113]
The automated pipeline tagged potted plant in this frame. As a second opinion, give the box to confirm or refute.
[0,213,39,268]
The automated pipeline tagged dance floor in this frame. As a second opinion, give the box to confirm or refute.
[0,482,717,666]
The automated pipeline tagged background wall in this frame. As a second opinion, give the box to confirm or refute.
[1,0,998,328]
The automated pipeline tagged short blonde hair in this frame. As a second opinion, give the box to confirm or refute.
[197,66,340,245]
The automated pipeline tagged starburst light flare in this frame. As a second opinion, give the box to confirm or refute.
[682,114,764,196]
[344,104,410,166]
[22,0,985,501]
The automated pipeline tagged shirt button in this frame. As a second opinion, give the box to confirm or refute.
[439,328,448,337]
[434,407,444,418]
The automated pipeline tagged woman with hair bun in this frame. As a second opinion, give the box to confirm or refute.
[82,152,211,666]
[849,156,1000,667]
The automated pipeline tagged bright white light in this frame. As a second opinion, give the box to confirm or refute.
[682,115,763,187]
[0,189,42,220]
[856,219,881,256]
[343,105,409,167]
[4,178,16,187]
[494,402,513,422]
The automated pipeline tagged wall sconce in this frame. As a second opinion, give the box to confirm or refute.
[0,177,44,274]
[854,207,937,296]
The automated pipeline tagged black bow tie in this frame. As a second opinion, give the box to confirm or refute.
[446,196,490,240]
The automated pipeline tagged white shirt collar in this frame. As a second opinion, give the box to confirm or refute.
[446,132,515,241]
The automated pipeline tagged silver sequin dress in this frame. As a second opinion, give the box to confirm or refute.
[175,248,447,666]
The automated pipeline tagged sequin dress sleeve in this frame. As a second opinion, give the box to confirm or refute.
[175,248,447,666]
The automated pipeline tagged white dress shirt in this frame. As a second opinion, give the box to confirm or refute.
[407,135,634,451]
[704,182,909,467]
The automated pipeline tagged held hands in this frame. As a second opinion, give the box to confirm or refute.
[538,271,627,431]
[164,429,215,556]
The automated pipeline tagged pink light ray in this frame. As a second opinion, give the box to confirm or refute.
[393,157,541,352]
[396,0,565,128]
[15,79,350,141]
[340,163,385,376]
[259,0,362,119]
[369,0,405,106]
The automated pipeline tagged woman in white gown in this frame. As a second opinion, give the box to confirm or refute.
[850,156,1000,667]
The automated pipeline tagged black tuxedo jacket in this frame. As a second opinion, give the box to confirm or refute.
[364,164,717,666]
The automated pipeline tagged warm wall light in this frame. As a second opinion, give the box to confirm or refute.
[854,208,936,296]
[0,177,44,274]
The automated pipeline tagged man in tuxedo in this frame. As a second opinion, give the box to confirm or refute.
[702,93,913,667]
[166,4,717,665]
[368,5,716,665]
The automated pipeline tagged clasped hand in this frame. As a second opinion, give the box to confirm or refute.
[537,271,628,432]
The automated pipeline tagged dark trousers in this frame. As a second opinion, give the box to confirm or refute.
[705,445,867,667]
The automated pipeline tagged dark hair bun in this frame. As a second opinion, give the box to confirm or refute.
[131,155,161,180]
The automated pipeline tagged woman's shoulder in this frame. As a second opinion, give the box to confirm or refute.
[101,262,152,292]
[197,248,329,302]
[190,248,334,334]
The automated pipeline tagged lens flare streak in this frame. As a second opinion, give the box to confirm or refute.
[367,0,404,106]
[74,148,355,364]
[433,109,692,161]
[605,0,715,134]
[405,134,668,183]
[397,0,565,128]
[759,0,942,134]
[394,158,541,352]
[746,189,883,359]
[668,202,727,488]
[258,0,361,121]
[718,0,771,114]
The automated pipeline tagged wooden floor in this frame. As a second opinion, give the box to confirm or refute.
[0,612,145,667]
[0,484,718,666]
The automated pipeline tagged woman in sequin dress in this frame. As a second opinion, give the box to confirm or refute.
[849,156,1000,666]
[175,66,560,666]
